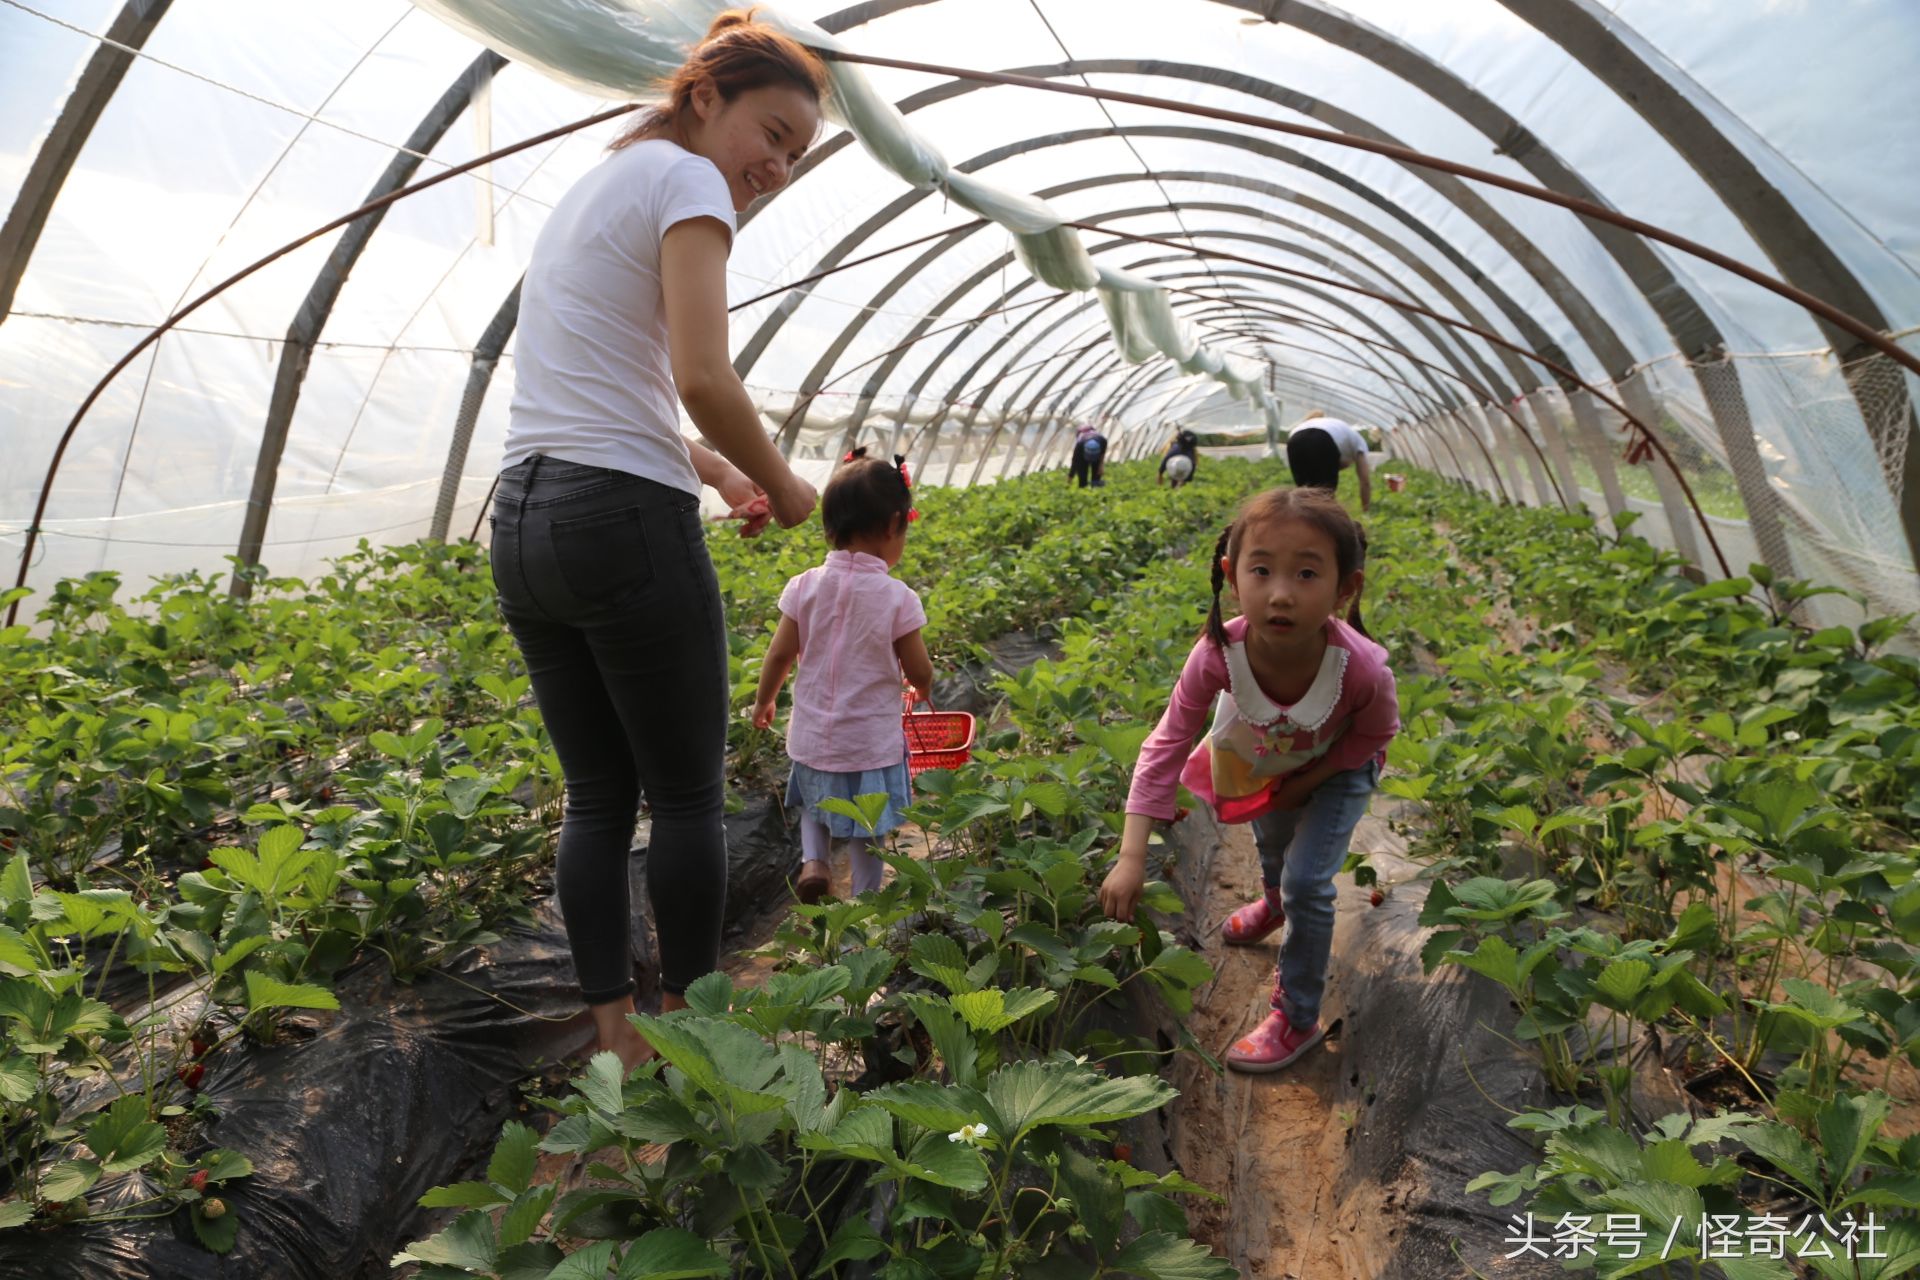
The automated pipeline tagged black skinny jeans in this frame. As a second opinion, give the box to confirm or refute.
[1068,441,1105,488]
[1069,445,1094,488]
[490,455,729,1002]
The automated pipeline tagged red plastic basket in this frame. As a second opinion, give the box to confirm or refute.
[902,693,975,778]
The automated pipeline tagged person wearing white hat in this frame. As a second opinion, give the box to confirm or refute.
[1158,427,1199,489]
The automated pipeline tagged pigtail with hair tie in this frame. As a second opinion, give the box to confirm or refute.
[1204,525,1233,648]
[893,453,919,522]
[1346,524,1372,639]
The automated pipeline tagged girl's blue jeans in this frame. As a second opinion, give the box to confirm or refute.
[1250,759,1380,1030]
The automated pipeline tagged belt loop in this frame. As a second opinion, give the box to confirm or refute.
[520,454,542,518]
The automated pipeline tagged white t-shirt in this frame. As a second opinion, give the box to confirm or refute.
[503,139,736,495]
[1306,417,1369,467]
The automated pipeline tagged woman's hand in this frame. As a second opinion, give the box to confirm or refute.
[769,473,818,529]
[688,443,774,537]
[714,466,772,537]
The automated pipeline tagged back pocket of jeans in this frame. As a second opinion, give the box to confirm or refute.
[550,506,653,603]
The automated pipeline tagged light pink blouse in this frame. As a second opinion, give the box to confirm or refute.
[779,551,928,773]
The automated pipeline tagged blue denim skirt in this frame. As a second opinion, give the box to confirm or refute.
[787,758,912,838]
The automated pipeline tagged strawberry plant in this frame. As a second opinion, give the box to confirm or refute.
[1369,465,1919,1262]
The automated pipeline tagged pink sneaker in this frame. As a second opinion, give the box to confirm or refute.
[1226,1008,1323,1073]
[1222,895,1285,945]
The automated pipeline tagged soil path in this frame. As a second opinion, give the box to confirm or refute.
[1169,811,1405,1279]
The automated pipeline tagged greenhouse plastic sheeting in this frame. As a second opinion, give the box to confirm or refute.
[1,0,1915,608]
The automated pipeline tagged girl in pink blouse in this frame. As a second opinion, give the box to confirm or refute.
[1099,488,1399,1073]
[753,450,935,903]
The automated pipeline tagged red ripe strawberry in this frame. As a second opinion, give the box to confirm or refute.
[186,1170,208,1191]
[177,1061,205,1090]
[1112,1141,1133,1163]
[1369,889,1385,908]
[189,1035,212,1058]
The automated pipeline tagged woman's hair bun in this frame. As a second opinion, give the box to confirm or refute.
[705,8,756,39]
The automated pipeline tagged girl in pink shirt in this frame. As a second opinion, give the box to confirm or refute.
[753,451,935,903]
[1099,488,1399,1073]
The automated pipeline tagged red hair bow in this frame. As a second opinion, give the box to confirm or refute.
[838,449,920,522]
[895,454,920,522]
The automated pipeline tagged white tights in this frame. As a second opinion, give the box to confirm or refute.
[799,813,885,896]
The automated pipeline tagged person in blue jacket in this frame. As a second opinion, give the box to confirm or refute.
[1069,423,1109,488]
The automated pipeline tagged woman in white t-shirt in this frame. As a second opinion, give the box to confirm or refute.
[490,9,825,1071]
[1285,411,1374,512]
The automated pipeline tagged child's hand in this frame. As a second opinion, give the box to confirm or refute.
[724,494,772,538]
[1272,763,1338,812]
[1269,779,1311,811]
[1098,852,1148,922]
[711,465,773,537]
[751,698,778,731]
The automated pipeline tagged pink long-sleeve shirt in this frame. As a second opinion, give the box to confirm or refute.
[1125,615,1399,825]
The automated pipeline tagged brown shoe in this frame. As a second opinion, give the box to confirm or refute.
[796,859,832,904]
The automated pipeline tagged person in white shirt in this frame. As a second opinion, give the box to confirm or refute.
[1285,411,1374,512]
[490,9,825,1072]
[1158,427,1200,488]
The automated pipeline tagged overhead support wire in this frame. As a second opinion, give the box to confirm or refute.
[0,0,173,325]
[1167,281,1570,507]
[230,49,509,598]
[22,16,1896,621]
[7,97,646,626]
[1077,223,1731,575]
[811,47,1920,381]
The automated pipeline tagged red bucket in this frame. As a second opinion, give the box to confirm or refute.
[903,693,975,778]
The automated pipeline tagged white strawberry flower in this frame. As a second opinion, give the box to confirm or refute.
[947,1121,990,1145]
